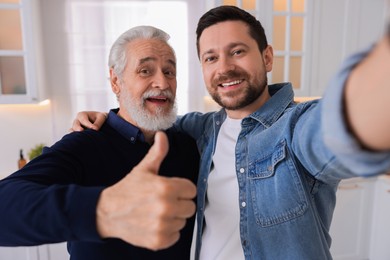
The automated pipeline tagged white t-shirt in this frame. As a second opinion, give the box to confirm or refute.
[198,116,245,260]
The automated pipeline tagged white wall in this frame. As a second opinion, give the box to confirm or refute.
[0,102,54,179]
[0,0,74,178]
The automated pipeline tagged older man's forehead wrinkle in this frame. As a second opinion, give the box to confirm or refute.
[137,56,176,68]
[139,56,156,65]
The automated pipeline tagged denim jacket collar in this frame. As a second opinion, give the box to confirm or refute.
[248,83,294,128]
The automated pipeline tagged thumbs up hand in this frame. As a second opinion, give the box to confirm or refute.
[133,131,169,176]
[96,132,197,251]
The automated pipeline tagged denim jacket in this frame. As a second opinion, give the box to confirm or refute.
[175,47,390,259]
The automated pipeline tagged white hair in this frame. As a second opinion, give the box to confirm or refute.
[108,25,174,78]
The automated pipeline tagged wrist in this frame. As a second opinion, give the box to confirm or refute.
[96,190,112,239]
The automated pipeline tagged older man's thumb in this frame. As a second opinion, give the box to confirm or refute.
[137,131,169,175]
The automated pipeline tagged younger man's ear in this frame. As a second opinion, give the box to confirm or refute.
[263,45,274,72]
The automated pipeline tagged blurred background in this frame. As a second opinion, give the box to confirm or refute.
[0,0,389,259]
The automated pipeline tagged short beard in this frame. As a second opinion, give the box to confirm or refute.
[211,71,268,110]
[122,89,177,132]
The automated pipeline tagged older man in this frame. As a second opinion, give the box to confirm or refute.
[0,26,199,260]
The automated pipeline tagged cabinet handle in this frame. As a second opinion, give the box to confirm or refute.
[338,184,361,190]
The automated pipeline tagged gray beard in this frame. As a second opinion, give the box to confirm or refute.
[122,90,177,131]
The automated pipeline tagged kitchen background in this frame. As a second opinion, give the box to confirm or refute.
[0,0,389,259]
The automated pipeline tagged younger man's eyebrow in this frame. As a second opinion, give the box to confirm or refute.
[200,42,249,60]
[201,49,215,61]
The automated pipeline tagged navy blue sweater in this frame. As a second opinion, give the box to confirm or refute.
[0,110,199,259]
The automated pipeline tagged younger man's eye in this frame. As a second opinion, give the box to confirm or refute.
[233,49,244,56]
[204,56,216,63]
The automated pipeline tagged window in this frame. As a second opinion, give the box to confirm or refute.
[272,0,306,90]
[220,0,307,93]
[0,0,26,95]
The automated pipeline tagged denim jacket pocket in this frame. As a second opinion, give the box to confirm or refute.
[248,139,308,227]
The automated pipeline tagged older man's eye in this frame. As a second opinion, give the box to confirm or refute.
[140,69,150,75]
[165,70,176,78]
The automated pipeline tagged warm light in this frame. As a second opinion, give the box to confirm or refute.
[0,99,51,108]
[38,99,50,106]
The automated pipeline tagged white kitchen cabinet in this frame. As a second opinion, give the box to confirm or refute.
[0,246,40,260]
[0,243,68,260]
[369,176,390,260]
[47,243,68,260]
[0,0,46,104]
[306,0,388,97]
[329,177,376,260]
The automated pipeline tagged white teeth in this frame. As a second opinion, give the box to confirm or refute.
[221,80,242,87]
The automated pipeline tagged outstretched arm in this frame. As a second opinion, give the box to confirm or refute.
[345,34,390,151]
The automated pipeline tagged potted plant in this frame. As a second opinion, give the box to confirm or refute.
[28,143,45,161]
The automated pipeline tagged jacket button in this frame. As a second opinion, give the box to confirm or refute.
[241,201,246,207]
[239,168,245,173]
